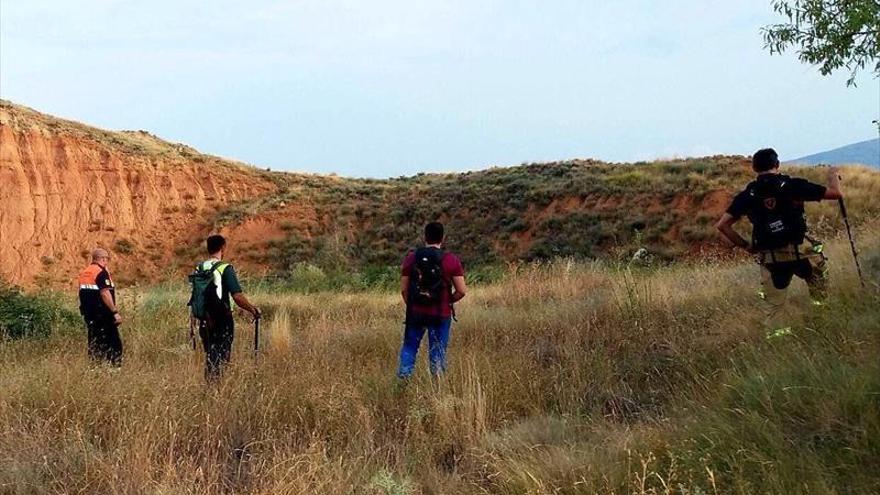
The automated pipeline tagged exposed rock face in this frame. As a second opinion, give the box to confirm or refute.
[0,102,278,287]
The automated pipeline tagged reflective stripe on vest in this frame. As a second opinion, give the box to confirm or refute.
[201,260,229,300]
[77,264,110,289]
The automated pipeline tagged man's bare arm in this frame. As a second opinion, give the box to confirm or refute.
[400,276,410,305]
[232,292,260,318]
[823,166,843,200]
[100,288,122,324]
[715,213,750,251]
[451,276,467,303]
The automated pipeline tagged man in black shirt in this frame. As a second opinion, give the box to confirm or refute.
[78,248,123,366]
[715,148,843,332]
[194,235,261,382]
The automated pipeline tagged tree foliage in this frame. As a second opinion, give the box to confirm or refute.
[762,0,880,86]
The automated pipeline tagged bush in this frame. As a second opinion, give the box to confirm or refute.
[357,265,399,290]
[0,283,79,339]
[605,171,647,189]
[288,263,328,291]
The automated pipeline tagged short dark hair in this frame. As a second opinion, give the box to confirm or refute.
[206,234,226,255]
[752,148,780,173]
[424,222,444,244]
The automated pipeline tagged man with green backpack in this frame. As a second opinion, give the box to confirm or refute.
[189,234,261,382]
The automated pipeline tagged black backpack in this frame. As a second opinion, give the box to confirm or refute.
[408,247,448,307]
[745,174,808,250]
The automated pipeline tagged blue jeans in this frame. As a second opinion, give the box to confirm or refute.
[397,317,452,378]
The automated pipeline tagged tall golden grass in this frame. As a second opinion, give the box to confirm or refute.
[1,229,879,494]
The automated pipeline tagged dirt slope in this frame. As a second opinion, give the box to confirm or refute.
[0,101,280,287]
[3,101,879,288]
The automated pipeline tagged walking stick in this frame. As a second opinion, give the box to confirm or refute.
[838,196,866,288]
[188,316,197,351]
[253,314,261,359]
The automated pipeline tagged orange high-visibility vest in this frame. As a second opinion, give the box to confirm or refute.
[78,264,104,290]
[78,263,115,318]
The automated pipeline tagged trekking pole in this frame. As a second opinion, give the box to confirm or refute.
[838,195,866,288]
[188,316,196,351]
[253,314,261,359]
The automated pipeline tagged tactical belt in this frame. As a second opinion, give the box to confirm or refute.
[757,241,823,264]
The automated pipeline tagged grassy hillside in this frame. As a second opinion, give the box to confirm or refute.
[4,101,880,286]
[1,231,878,494]
[204,159,880,277]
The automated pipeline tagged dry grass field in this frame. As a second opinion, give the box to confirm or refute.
[1,229,879,494]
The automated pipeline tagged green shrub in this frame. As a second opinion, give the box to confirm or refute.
[0,283,79,339]
[357,265,399,290]
[288,263,328,291]
[606,171,648,189]
[466,264,507,284]
[501,217,529,233]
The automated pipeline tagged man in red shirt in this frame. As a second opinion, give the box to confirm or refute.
[398,222,467,378]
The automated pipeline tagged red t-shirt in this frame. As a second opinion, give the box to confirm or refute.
[401,249,464,319]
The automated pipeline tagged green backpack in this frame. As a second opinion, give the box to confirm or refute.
[188,261,228,320]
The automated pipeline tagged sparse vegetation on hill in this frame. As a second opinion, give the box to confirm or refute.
[0,100,255,164]
[4,100,880,288]
[209,159,880,277]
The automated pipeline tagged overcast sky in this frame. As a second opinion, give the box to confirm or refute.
[1,0,878,177]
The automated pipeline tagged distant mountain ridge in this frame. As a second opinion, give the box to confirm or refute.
[787,138,879,167]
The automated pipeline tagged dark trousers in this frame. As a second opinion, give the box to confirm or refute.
[84,316,123,366]
[199,311,235,382]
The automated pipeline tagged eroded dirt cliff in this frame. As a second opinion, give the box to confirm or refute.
[0,101,280,287]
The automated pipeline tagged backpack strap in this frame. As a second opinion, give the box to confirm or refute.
[214,262,229,275]
[199,260,228,274]
[431,249,457,321]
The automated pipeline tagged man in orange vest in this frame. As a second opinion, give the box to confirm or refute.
[78,248,123,366]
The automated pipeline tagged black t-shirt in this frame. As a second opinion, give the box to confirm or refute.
[727,175,826,218]
[220,264,242,308]
[726,174,826,249]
